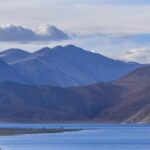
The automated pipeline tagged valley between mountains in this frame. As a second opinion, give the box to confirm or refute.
[0,45,149,123]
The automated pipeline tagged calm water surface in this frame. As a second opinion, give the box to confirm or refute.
[0,124,150,150]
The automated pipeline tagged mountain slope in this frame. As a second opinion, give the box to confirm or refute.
[9,45,141,87]
[96,65,150,123]
[114,65,150,92]
[0,59,28,83]
[0,81,121,122]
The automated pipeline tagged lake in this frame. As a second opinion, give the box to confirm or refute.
[0,124,150,150]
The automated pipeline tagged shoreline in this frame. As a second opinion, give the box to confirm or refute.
[0,128,81,136]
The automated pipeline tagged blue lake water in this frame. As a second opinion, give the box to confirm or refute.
[0,124,150,150]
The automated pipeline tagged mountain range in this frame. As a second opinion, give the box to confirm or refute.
[0,65,150,123]
[0,45,149,123]
[0,45,141,87]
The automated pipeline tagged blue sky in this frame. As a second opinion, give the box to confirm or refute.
[0,0,150,63]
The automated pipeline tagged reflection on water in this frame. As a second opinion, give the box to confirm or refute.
[0,125,150,150]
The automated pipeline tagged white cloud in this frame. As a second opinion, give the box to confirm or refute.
[1,1,150,34]
[36,24,69,41]
[122,48,150,63]
[0,24,69,42]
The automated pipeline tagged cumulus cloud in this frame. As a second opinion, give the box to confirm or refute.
[0,24,69,42]
[122,48,150,63]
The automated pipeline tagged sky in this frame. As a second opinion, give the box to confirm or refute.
[0,0,150,63]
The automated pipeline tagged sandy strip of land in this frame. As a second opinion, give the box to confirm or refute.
[0,128,80,136]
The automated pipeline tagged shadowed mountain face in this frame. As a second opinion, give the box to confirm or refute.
[0,81,121,122]
[0,45,141,87]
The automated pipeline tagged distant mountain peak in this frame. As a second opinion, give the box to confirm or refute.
[34,45,87,57]
[2,48,30,54]
[34,47,52,56]
[53,45,64,49]
[64,44,80,49]
[51,45,90,57]
[0,45,143,87]
[0,48,30,64]
[53,45,83,50]
[52,45,80,52]
[39,47,51,51]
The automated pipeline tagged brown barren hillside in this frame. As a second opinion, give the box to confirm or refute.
[96,65,150,123]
